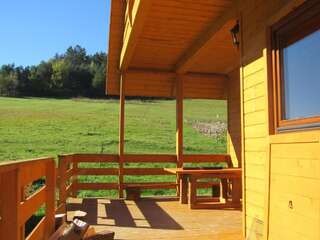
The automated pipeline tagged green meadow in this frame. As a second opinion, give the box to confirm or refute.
[0,97,227,197]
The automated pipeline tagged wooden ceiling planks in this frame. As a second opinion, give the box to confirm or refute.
[130,0,234,71]
[106,0,238,98]
[186,19,240,74]
[175,7,238,74]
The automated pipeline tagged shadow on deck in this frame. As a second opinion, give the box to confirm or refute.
[67,197,243,240]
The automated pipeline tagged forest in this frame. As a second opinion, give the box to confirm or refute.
[0,45,107,98]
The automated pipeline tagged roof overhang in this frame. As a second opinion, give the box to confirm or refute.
[107,0,239,99]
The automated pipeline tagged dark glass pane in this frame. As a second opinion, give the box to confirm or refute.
[282,30,320,120]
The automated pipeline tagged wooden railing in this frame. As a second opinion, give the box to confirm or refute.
[57,153,232,208]
[0,157,56,240]
[0,153,232,239]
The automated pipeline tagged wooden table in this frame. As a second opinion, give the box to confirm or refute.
[164,168,242,209]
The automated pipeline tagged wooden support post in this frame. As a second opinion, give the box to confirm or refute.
[176,74,184,165]
[119,74,126,198]
[176,74,184,196]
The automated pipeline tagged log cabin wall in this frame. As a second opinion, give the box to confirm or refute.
[239,0,320,239]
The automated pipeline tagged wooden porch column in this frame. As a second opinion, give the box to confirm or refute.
[176,75,184,197]
[119,74,125,198]
[176,74,184,166]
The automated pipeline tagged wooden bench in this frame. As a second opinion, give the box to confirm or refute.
[124,182,177,200]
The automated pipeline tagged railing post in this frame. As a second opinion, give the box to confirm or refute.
[58,155,67,214]
[45,159,56,238]
[71,155,78,197]
[0,169,20,240]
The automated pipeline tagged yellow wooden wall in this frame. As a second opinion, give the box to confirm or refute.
[268,131,320,240]
[238,0,320,239]
[227,68,241,168]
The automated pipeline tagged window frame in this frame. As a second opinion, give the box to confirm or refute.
[270,0,320,133]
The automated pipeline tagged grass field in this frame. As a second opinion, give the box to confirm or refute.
[0,97,227,197]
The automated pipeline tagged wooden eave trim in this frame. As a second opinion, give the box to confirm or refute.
[174,4,237,74]
[119,0,153,70]
[106,0,126,95]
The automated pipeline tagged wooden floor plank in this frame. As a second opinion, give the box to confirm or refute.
[67,197,243,240]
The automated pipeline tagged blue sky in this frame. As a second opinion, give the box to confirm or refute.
[0,0,110,66]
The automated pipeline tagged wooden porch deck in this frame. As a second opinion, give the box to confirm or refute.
[67,197,243,240]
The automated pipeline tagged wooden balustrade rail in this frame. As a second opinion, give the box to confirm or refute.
[0,157,56,240]
[57,153,231,206]
[0,153,232,239]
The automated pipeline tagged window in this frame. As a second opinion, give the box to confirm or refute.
[271,0,320,132]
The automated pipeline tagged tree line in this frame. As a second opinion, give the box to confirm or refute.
[0,45,107,98]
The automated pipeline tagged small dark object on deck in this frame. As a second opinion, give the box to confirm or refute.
[126,187,141,200]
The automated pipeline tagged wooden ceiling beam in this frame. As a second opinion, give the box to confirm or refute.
[125,69,227,79]
[122,69,228,99]
[174,5,237,74]
[119,0,153,70]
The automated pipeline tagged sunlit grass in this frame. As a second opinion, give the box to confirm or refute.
[0,97,227,197]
